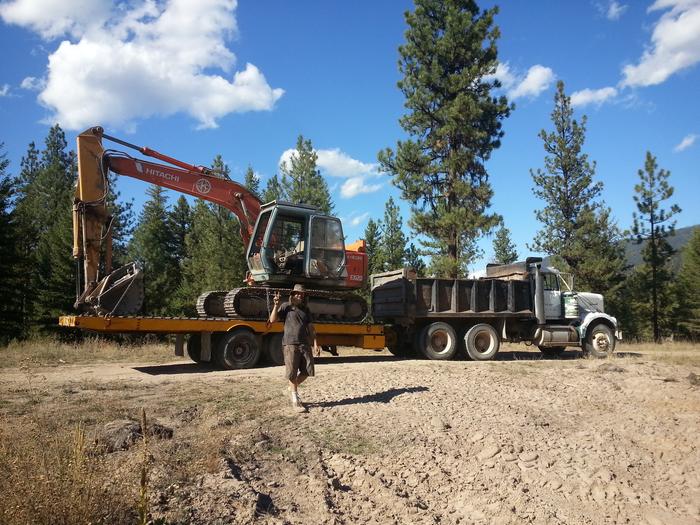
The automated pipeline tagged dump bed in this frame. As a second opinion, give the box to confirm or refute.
[371,268,536,324]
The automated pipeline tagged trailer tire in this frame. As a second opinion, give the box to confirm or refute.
[186,334,203,363]
[538,346,566,357]
[584,323,615,358]
[419,322,458,360]
[263,333,284,366]
[216,329,261,369]
[386,327,413,357]
[464,324,500,361]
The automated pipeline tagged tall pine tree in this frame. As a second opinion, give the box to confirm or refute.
[377,197,408,271]
[262,174,284,203]
[128,186,179,316]
[244,166,261,199]
[0,144,23,342]
[677,227,700,339]
[631,151,681,343]
[281,135,333,214]
[530,81,626,301]
[379,0,511,277]
[492,225,518,264]
[364,218,383,276]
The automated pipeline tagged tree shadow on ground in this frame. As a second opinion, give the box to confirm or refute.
[306,386,429,409]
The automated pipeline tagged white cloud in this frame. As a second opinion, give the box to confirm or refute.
[278,146,383,199]
[674,133,697,152]
[341,177,382,198]
[0,84,9,97]
[570,86,618,107]
[348,212,370,227]
[0,0,111,39]
[20,76,44,91]
[607,1,628,20]
[621,0,700,87]
[484,62,516,89]
[0,0,284,130]
[507,65,555,100]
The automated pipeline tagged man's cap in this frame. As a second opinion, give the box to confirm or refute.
[291,284,306,294]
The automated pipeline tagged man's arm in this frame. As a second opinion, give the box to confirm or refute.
[309,323,320,356]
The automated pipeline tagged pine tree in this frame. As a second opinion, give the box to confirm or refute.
[128,186,179,316]
[169,195,191,264]
[281,135,333,214]
[244,166,261,199]
[0,144,23,342]
[12,125,78,330]
[492,225,518,264]
[364,218,383,276]
[631,151,682,343]
[378,0,511,277]
[529,81,626,300]
[405,243,426,276]
[677,228,700,338]
[105,172,135,267]
[377,197,408,271]
[262,174,284,203]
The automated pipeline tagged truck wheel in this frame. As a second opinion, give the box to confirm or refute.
[216,329,261,369]
[263,333,284,366]
[464,324,500,361]
[584,323,615,358]
[538,346,566,357]
[385,327,412,357]
[419,322,458,360]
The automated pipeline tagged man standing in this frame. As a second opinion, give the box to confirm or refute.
[269,284,320,411]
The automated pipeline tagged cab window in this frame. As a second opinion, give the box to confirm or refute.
[309,218,345,277]
[543,273,559,291]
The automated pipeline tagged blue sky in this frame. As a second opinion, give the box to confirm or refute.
[1,0,699,272]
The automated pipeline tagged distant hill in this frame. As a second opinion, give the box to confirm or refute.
[623,224,698,272]
[541,224,697,274]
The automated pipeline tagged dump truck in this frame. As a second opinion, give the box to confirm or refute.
[371,257,621,360]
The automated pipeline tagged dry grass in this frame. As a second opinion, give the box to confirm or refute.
[0,419,137,525]
[0,335,184,369]
[617,340,700,367]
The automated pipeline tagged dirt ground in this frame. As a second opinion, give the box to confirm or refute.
[1,343,699,524]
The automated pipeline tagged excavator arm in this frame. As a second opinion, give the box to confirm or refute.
[73,126,262,315]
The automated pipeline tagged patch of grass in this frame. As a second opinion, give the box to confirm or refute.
[617,341,700,367]
[0,336,184,369]
[0,419,136,525]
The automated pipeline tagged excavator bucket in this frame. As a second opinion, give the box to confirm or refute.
[77,262,145,316]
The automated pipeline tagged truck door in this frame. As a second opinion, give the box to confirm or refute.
[543,272,562,319]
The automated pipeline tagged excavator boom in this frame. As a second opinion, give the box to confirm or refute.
[73,126,261,315]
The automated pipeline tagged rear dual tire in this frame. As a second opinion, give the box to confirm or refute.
[215,329,262,369]
[464,323,500,361]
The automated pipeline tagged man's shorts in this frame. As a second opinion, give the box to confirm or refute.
[283,344,315,380]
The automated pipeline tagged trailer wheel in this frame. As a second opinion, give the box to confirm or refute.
[419,322,458,360]
[186,334,203,363]
[464,324,500,361]
[263,333,284,366]
[216,329,261,369]
[385,327,413,357]
[538,346,566,357]
[584,323,615,358]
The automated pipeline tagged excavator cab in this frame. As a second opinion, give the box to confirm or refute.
[246,201,347,286]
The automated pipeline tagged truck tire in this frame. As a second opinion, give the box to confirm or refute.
[464,323,500,361]
[584,323,615,358]
[263,333,284,366]
[418,322,458,360]
[215,329,261,369]
[385,327,413,357]
[538,346,566,357]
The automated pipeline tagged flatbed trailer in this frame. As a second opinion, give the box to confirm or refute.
[59,315,385,369]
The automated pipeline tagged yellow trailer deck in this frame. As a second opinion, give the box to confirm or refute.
[59,315,386,369]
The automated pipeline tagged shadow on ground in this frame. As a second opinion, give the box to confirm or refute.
[306,386,429,408]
